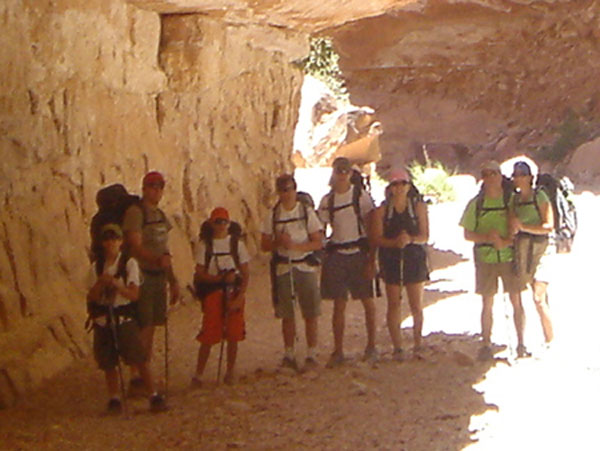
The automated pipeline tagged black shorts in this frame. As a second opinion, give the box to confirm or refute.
[379,244,430,285]
[93,320,146,371]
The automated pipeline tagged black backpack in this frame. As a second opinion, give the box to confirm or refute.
[382,182,422,236]
[90,184,141,262]
[536,174,577,253]
[194,220,244,300]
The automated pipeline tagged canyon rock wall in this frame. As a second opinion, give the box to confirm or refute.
[0,0,307,407]
[328,0,600,172]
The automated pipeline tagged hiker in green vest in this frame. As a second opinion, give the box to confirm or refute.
[509,160,555,346]
[459,161,526,359]
[122,171,180,391]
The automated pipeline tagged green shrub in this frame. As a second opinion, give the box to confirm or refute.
[408,160,456,203]
[540,110,591,162]
[296,37,349,101]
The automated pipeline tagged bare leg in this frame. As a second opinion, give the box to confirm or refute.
[305,316,318,349]
[139,326,155,362]
[137,362,155,393]
[405,282,424,349]
[481,295,494,344]
[385,283,402,350]
[282,318,295,349]
[224,340,238,383]
[195,343,212,377]
[360,297,376,350]
[509,292,526,348]
[332,299,347,355]
[105,368,119,398]
[533,281,553,343]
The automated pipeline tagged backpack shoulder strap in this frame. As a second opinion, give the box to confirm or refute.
[230,234,241,270]
[116,252,129,282]
[204,237,213,270]
[352,184,364,235]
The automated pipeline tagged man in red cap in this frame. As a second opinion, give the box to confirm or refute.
[122,171,180,391]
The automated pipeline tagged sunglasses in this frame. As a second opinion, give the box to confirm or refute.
[334,168,350,175]
[481,170,499,178]
[391,180,410,187]
[278,185,296,193]
[213,218,229,225]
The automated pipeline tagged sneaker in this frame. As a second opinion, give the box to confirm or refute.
[325,352,345,369]
[190,376,203,389]
[392,348,405,362]
[516,344,532,359]
[149,394,168,413]
[477,345,493,361]
[281,356,299,371]
[106,398,122,415]
[303,357,319,371]
[363,347,378,364]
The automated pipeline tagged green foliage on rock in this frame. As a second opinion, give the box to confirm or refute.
[539,110,599,162]
[408,160,457,203]
[297,37,348,101]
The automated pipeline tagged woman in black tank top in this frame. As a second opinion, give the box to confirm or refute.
[372,168,430,360]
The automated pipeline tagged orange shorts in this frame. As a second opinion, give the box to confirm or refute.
[196,289,245,345]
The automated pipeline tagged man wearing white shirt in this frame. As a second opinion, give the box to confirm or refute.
[318,157,377,367]
[262,174,324,371]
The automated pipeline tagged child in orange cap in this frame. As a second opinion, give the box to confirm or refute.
[192,207,249,386]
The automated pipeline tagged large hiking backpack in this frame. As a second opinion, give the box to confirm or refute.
[474,175,514,230]
[90,184,141,262]
[536,173,577,253]
[194,220,244,300]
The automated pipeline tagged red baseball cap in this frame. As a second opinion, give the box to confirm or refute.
[143,171,165,186]
[210,207,229,221]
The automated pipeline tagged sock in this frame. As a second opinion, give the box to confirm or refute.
[284,347,295,360]
[306,347,316,359]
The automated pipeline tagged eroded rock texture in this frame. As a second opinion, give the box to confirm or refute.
[328,0,600,171]
[0,0,306,407]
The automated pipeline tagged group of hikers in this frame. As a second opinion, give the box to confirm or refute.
[86,156,565,415]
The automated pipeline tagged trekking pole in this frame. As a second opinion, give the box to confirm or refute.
[164,306,169,401]
[107,305,128,417]
[216,282,230,384]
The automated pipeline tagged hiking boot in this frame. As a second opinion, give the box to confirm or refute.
[477,345,493,361]
[280,356,299,371]
[149,394,168,413]
[106,398,122,415]
[392,348,405,362]
[363,347,378,364]
[303,357,319,371]
[516,344,532,359]
[325,352,345,369]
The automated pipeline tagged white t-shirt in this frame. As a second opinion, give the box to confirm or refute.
[262,201,323,274]
[86,254,140,325]
[318,186,374,254]
[195,235,250,276]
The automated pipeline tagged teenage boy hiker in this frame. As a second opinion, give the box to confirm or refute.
[122,171,180,391]
[459,160,527,360]
[261,174,324,371]
[318,157,377,367]
[86,224,167,414]
[192,207,249,386]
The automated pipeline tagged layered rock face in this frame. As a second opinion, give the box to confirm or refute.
[0,0,306,407]
[328,0,600,172]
